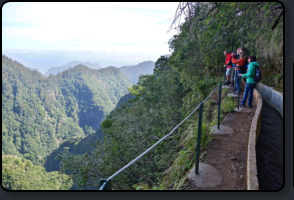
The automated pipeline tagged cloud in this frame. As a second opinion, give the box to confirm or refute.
[2,2,180,51]
[2,3,182,73]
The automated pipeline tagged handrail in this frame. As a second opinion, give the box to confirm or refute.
[99,81,224,190]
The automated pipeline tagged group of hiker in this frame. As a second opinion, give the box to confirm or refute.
[223,47,260,108]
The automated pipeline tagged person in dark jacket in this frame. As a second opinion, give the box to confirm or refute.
[223,50,233,85]
[240,46,246,57]
[238,55,259,108]
[239,46,248,82]
[232,51,246,94]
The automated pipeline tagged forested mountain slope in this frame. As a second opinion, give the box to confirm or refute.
[2,155,72,190]
[113,93,135,110]
[43,134,100,172]
[119,61,155,84]
[2,55,132,165]
[44,61,101,76]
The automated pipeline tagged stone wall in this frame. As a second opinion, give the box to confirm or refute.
[256,83,283,117]
[241,80,263,190]
[246,88,263,190]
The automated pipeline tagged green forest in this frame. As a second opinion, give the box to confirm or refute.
[2,155,72,190]
[2,55,132,189]
[2,2,283,190]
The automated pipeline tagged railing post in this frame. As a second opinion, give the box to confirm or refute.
[195,103,203,174]
[238,76,241,109]
[233,69,236,94]
[100,179,112,190]
[218,83,222,129]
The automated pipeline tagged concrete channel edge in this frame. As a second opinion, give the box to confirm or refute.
[255,82,283,118]
[245,88,262,190]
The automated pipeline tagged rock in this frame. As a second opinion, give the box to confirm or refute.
[229,156,239,160]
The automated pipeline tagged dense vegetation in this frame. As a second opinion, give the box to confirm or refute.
[119,61,155,84]
[168,2,283,91]
[2,55,132,166]
[2,155,72,190]
[57,2,283,190]
[111,93,135,112]
[43,134,100,172]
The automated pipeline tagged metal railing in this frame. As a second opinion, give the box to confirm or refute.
[99,76,242,190]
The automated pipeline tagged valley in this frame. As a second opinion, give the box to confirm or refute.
[2,55,135,189]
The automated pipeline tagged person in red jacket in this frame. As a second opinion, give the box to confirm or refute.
[232,51,246,93]
[223,50,233,84]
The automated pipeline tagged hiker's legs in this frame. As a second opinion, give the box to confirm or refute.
[248,83,256,107]
[226,68,232,81]
[241,83,250,106]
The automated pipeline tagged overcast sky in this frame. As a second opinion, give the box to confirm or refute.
[2,2,181,74]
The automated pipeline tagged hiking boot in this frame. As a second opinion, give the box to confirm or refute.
[240,104,245,107]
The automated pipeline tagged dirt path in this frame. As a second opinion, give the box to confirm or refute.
[256,101,283,190]
[185,91,256,190]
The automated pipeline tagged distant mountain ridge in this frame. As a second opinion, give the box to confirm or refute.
[119,61,155,84]
[45,60,156,84]
[44,61,101,76]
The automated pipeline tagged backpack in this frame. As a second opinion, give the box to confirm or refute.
[253,65,261,82]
